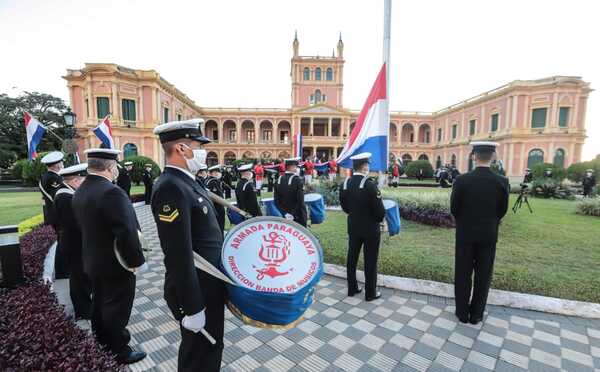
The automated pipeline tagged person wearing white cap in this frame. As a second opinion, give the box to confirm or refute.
[523,168,533,184]
[39,151,65,230]
[205,165,226,232]
[451,141,509,325]
[72,148,147,364]
[583,169,596,197]
[150,119,225,372]
[274,157,307,226]
[339,152,385,301]
[117,161,133,197]
[235,163,262,217]
[142,163,154,205]
[195,163,209,188]
[54,163,92,320]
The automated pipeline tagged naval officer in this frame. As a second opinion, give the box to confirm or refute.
[196,163,209,188]
[235,163,262,217]
[450,141,509,324]
[142,163,154,204]
[151,119,225,372]
[117,161,133,197]
[274,157,307,226]
[339,152,385,301]
[205,164,226,232]
[72,148,147,364]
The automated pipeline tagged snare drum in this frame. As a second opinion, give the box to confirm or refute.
[383,199,401,236]
[227,202,245,225]
[261,197,283,217]
[304,193,326,224]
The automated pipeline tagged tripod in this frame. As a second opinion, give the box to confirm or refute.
[512,187,533,213]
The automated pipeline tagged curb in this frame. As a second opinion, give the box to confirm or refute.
[323,263,600,319]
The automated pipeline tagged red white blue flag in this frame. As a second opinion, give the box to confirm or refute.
[93,115,115,149]
[336,63,388,171]
[24,112,46,160]
[293,132,303,159]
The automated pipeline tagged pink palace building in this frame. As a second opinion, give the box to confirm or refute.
[64,35,592,178]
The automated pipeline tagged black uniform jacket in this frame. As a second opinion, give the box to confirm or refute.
[583,175,596,188]
[339,174,386,237]
[235,178,262,217]
[117,169,132,195]
[274,172,307,224]
[142,170,153,186]
[205,176,225,221]
[450,167,510,244]
[151,166,223,317]
[54,186,83,265]
[40,170,63,222]
[72,174,145,279]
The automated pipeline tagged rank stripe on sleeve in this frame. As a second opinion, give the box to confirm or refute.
[158,209,179,223]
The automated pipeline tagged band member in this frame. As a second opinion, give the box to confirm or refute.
[196,164,208,188]
[304,157,314,184]
[391,161,400,186]
[439,167,452,188]
[142,163,154,204]
[339,152,385,301]
[72,148,147,364]
[235,163,262,217]
[55,163,92,319]
[583,169,596,197]
[523,168,533,184]
[275,157,307,226]
[40,151,67,277]
[222,166,233,199]
[266,168,277,192]
[151,119,225,372]
[254,161,264,196]
[451,142,509,325]
[117,161,133,197]
[206,165,226,232]
[416,168,425,181]
[328,158,337,182]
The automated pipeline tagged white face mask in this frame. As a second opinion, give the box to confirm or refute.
[111,164,120,182]
[216,172,222,180]
[182,144,207,174]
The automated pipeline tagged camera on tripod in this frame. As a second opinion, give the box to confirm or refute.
[513,182,533,213]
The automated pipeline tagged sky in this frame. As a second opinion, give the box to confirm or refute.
[0,0,598,160]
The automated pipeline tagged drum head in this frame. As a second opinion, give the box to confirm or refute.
[222,217,323,294]
[261,197,275,202]
[304,193,322,202]
[382,199,397,209]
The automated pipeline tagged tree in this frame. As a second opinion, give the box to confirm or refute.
[0,92,70,167]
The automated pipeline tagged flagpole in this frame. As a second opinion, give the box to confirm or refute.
[380,0,392,187]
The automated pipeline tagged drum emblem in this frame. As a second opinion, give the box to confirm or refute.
[255,231,291,280]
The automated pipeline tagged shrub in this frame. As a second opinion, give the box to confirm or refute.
[17,214,44,236]
[310,179,340,206]
[575,198,600,217]
[123,156,160,185]
[21,152,56,186]
[382,189,455,228]
[0,225,122,371]
[405,160,433,179]
[11,158,28,180]
[0,148,17,170]
[530,179,576,200]
[567,160,600,182]
[531,162,566,181]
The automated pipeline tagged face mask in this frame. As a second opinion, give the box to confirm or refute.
[216,173,222,180]
[111,164,119,183]
[182,144,207,174]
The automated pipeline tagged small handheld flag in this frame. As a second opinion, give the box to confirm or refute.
[24,112,47,160]
[93,115,115,149]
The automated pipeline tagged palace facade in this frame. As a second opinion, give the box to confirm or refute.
[64,35,591,178]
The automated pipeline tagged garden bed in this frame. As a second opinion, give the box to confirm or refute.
[0,225,122,371]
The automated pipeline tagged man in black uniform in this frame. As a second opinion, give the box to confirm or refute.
[439,167,452,188]
[117,161,133,197]
[523,168,533,184]
[274,157,307,226]
[266,168,277,192]
[205,164,226,232]
[235,163,262,217]
[196,164,208,188]
[222,167,234,199]
[151,119,225,372]
[451,142,509,325]
[142,163,154,204]
[339,152,385,301]
[544,168,553,178]
[40,151,67,278]
[55,163,92,320]
[583,169,596,197]
[72,148,147,364]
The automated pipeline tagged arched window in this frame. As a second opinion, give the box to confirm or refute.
[206,151,218,166]
[303,67,310,80]
[315,89,322,103]
[418,154,429,161]
[123,143,138,158]
[527,149,544,168]
[553,149,565,168]
[315,67,322,81]
[402,154,413,164]
[451,154,457,166]
[326,68,333,81]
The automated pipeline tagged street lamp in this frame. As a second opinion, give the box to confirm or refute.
[62,108,79,164]
[63,107,76,127]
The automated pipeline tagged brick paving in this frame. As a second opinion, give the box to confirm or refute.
[85,205,600,371]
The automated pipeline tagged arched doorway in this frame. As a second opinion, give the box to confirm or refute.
[223,120,237,143]
[242,151,255,161]
[401,123,415,143]
[527,149,544,168]
[390,122,398,143]
[402,154,413,164]
[224,151,236,165]
[418,124,431,144]
[553,149,565,168]
[123,143,138,158]
[259,120,274,144]
[207,151,218,166]
[241,120,255,143]
[277,121,291,144]
[205,120,219,141]
[418,154,429,161]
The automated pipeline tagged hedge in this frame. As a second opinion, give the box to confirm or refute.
[382,189,455,228]
[531,162,566,181]
[567,160,600,183]
[17,214,44,236]
[120,156,160,185]
[404,160,433,179]
[575,197,600,217]
[0,225,122,371]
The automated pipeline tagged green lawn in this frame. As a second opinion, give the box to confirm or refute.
[312,190,600,303]
[0,192,44,226]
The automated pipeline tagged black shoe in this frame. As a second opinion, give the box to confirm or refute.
[348,287,363,297]
[365,291,381,302]
[455,313,469,324]
[469,316,483,325]
[117,350,147,365]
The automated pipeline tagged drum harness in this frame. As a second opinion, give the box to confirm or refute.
[342,175,368,190]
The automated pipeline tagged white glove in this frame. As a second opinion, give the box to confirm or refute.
[284,213,294,220]
[132,262,149,275]
[182,310,206,333]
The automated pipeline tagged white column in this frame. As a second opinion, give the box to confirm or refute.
[511,95,519,128]
[309,117,314,136]
[112,83,119,123]
[139,87,144,124]
[508,143,514,176]
[550,92,559,128]
[327,118,332,137]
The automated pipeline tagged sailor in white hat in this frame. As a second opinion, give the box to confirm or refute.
[451,141,509,325]
[117,161,134,197]
[39,151,65,234]
[71,148,147,364]
[54,163,92,319]
[339,152,385,301]
[196,163,209,188]
[274,157,307,226]
[235,163,262,217]
[205,165,226,231]
[583,168,596,197]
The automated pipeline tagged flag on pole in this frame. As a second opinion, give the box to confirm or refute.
[336,63,388,171]
[93,115,115,149]
[24,112,47,160]
[292,132,303,159]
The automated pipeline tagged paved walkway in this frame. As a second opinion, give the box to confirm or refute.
[99,206,600,371]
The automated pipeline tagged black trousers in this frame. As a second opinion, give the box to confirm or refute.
[90,274,136,357]
[454,241,497,320]
[54,238,69,279]
[144,183,153,204]
[70,261,92,319]
[347,233,380,297]
[177,274,225,372]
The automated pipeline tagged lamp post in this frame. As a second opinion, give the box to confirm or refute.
[62,108,78,164]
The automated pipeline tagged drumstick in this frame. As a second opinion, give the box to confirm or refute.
[206,190,252,219]
[200,328,216,345]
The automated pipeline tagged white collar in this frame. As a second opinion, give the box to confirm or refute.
[353,172,367,177]
[166,165,195,180]
[285,171,295,174]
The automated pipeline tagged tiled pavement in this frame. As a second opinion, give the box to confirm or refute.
[125,205,600,371]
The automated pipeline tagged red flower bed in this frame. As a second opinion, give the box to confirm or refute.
[0,225,122,371]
